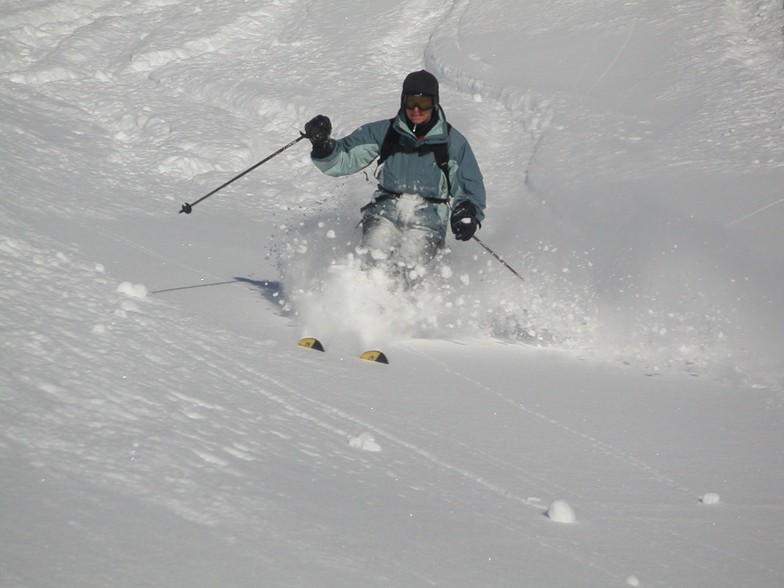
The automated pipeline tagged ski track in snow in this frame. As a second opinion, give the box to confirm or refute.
[187,341,632,579]
[410,345,781,580]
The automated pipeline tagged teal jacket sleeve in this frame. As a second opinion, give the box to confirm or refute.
[447,128,486,223]
[311,120,389,177]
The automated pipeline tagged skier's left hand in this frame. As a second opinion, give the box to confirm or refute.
[450,201,480,241]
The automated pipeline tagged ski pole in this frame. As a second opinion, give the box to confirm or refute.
[472,236,525,282]
[179,133,307,214]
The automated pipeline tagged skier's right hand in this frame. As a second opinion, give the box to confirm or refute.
[305,115,332,146]
[304,115,334,158]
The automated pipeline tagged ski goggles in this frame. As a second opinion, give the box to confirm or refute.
[403,94,434,111]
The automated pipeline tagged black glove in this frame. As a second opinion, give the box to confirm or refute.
[304,115,335,158]
[450,201,480,241]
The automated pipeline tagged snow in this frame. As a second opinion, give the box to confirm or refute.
[348,432,382,454]
[544,500,578,524]
[1,0,783,586]
[700,492,721,506]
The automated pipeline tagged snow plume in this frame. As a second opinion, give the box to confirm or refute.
[273,213,464,348]
[591,257,739,379]
[512,236,739,379]
[273,208,599,350]
[447,223,740,381]
[273,199,750,383]
[293,252,436,347]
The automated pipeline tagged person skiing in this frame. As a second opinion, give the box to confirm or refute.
[304,70,485,282]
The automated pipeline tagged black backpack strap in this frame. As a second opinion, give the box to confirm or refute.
[431,134,452,198]
[377,118,398,166]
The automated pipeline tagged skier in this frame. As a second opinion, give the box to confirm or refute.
[304,70,485,282]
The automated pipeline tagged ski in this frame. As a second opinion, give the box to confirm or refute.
[359,350,389,364]
[298,338,389,364]
[297,337,325,352]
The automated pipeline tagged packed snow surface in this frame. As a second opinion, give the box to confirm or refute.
[2,0,783,586]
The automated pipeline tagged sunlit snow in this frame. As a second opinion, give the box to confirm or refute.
[2,1,783,586]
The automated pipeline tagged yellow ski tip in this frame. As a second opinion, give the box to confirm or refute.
[298,337,325,352]
[360,350,389,364]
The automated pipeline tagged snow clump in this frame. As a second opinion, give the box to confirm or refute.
[348,432,381,452]
[544,499,577,523]
[700,492,721,505]
[116,282,148,299]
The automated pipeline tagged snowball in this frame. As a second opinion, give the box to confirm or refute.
[700,492,720,505]
[348,432,381,452]
[116,282,148,299]
[545,500,577,523]
[625,575,640,586]
[326,229,336,239]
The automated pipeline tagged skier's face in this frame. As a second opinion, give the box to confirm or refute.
[404,94,434,127]
[406,104,433,126]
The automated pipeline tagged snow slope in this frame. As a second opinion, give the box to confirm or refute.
[2,0,783,586]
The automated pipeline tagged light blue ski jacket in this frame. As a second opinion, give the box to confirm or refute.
[311,108,486,225]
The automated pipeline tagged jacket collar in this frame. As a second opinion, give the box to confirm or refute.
[394,106,448,143]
